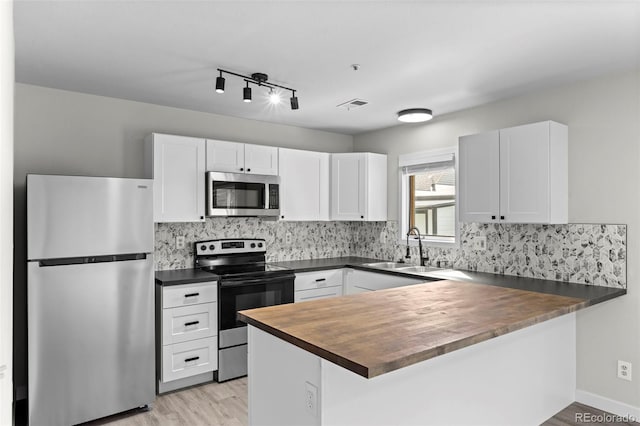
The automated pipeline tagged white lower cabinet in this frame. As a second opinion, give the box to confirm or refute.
[294,269,343,303]
[158,281,218,393]
[162,303,217,345]
[295,286,343,303]
[343,268,425,295]
[294,268,428,300]
[161,337,218,383]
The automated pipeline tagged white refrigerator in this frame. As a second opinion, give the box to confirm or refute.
[27,174,155,425]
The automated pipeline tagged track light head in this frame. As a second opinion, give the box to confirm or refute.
[243,83,252,103]
[290,92,299,110]
[268,89,281,105]
[215,75,225,93]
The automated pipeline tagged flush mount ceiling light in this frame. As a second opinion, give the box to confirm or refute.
[397,108,433,123]
[215,68,299,110]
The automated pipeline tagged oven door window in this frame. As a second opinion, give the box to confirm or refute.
[219,277,294,330]
[212,181,265,209]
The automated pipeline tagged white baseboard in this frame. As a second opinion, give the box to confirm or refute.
[575,389,640,420]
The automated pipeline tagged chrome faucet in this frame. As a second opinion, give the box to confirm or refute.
[406,227,428,266]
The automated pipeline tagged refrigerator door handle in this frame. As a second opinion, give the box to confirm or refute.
[38,253,147,267]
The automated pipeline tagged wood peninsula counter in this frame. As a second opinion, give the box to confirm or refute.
[239,277,625,426]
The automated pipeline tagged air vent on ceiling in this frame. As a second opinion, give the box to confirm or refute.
[337,98,369,110]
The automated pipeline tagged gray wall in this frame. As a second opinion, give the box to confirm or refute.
[13,83,353,396]
[354,70,640,407]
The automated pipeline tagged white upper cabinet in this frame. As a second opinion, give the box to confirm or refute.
[459,131,500,223]
[205,139,244,173]
[278,148,330,221]
[330,153,387,221]
[244,144,279,175]
[458,121,568,224]
[145,133,206,223]
[206,139,278,175]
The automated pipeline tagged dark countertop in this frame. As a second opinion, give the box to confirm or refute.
[271,257,626,303]
[156,257,626,304]
[155,268,219,286]
[419,269,626,305]
[270,256,383,272]
[156,256,627,305]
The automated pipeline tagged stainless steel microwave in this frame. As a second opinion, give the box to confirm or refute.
[206,172,280,217]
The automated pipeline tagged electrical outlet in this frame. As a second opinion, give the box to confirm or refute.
[618,360,632,381]
[304,381,318,417]
[380,232,387,244]
[285,231,293,245]
[474,236,487,251]
[175,236,186,250]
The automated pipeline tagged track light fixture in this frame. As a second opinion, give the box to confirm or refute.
[215,68,299,110]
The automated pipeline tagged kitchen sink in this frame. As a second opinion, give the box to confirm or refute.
[396,266,442,274]
[362,262,409,269]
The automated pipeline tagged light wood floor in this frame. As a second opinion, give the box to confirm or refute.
[84,378,637,426]
[84,378,247,426]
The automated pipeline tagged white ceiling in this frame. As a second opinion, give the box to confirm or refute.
[14,1,640,135]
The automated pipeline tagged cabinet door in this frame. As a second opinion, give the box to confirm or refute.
[458,131,500,223]
[149,134,205,222]
[499,122,550,223]
[206,139,245,173]
[343,268,423,295]
[294,269,342,291]
[331,153,365,220]
[365,153,388,221]
[162,303,217,345]
[279,148,329,221]
[161,337,217,383]
[245,144,279,175]
[294,286,343,303]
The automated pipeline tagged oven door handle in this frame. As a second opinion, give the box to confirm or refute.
[220,274,295,287]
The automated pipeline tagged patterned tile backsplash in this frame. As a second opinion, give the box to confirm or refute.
[155,219,626,289]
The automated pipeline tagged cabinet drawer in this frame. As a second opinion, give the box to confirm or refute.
[163,282,217,308]
[295,286,343,303]
[295,269,342,291]
[161,337,218,383]
[162,303,217,345]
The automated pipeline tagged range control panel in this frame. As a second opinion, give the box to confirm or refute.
[195,238,265,256]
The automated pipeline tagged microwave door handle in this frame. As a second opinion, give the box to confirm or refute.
[221,274,294,287]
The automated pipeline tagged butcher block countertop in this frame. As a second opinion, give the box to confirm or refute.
[238,279,623,379]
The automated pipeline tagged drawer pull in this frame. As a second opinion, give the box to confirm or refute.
[315,278,326,282]
[184,321,200,327]
[185,356,200,363]
[184,293,199,298]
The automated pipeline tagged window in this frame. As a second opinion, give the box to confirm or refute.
[399,147,458,246]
